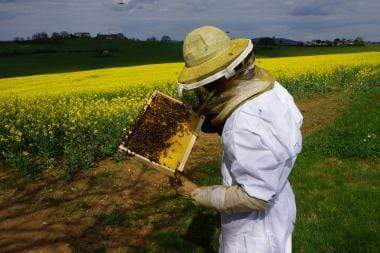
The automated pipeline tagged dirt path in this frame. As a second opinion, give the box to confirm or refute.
[0,92,348,253]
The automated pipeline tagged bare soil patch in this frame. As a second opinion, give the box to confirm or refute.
[298,92,349,136]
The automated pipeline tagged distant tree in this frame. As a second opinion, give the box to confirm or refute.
[32,32,49,41]
[51,32,62,40]
[14,37,24,42]
[117,33,126,39]
[354,37,365,46]
[41,32,48,39]
[146,36,157,42]
[60,31,70,39]
[161,35,172,42]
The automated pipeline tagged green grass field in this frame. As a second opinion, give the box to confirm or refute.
[1,39,379,78]
[0,39,182,78]
[291,87,379,253]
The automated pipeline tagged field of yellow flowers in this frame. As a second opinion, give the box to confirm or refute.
[1,52,379,175]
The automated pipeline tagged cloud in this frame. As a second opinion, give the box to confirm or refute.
[286,0,360,16]
[288,0,334,16]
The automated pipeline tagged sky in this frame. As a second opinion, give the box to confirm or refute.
[0,0,379,41]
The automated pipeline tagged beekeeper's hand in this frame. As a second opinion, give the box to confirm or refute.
[170,172,198,199]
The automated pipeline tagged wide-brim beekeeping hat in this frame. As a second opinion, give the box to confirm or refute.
[178,26,253,94]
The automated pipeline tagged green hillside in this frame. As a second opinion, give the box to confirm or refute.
[0,38,379,78]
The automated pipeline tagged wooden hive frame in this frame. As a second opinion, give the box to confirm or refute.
[119,90,205,176]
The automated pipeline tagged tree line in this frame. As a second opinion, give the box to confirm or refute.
[13,31,173,43]
[255,36,366,47]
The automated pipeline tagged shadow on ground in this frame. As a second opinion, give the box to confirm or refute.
[0,158,172,252]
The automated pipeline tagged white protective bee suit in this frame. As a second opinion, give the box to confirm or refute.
[176,26,303,253]
[191,82,303,253]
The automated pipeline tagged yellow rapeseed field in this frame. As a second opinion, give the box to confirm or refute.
[1,52,379,174]
[0,52,379,97]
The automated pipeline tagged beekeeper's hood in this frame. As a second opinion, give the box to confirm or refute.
[178,26,274,132]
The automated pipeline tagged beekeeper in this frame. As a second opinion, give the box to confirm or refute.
[171,26,303,253]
